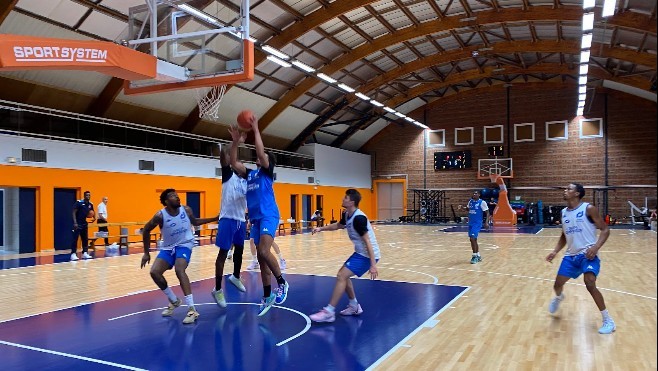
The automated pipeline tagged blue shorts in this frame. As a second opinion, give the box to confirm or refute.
[250,217,278,246]
[344,252,379,277]
[215,218,246,250]
[156,246,192,267]
[468,224,483,238]
[557,254,601,279]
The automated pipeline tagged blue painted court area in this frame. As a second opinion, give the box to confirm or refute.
[0,272,467,370]
[441,224,544,234]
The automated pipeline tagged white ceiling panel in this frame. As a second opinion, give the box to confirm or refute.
[264,106,319,139]
[116,89,199,116]
[78,11,128,41]
[216,86,276,126]
[1,10,90,40]
[17,0,88,27]
[100,0,143,14]
[342,119,390,151]
[0,69,112,96]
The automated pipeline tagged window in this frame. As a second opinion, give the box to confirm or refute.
[546,120,568,141]
[514,123,535,142]
[579,118,603,138]
[426,129,445,147]
[484,125,503,144]
[455,127,474,145]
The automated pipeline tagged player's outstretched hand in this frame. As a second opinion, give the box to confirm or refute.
[140,253,151,268]
[311,227,322,235]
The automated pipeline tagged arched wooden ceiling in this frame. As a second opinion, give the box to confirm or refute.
[0,0,655,151]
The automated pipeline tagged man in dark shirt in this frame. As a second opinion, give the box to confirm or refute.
[71,190,95,261]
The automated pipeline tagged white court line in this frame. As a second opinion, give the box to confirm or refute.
[108,302,311,347]
[380,267,438,284]
[0,340,147,370]
[365,286,471,371]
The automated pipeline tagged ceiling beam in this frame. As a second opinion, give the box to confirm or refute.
[256,6,585,131]
[0,0,17,25]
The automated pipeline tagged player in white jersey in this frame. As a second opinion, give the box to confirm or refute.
[545,183,615,334]
[309,189,380,323]
[141,189,219,324]
[212,146,249,308]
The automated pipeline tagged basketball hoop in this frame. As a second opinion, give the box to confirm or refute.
[489,173,500,183]
[194,84,227,121]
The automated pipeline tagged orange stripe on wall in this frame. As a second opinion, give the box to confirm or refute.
[0,165,372,251]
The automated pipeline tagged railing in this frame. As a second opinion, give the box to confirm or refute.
[0,99,314,170]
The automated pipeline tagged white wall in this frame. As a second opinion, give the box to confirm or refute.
[0,134,314,184]
[0,187,19,252]
[305,144,371,189]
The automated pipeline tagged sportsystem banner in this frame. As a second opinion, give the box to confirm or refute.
[0,34,156,80]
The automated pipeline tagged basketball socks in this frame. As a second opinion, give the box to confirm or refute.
[275,275,286,285]
[277,252,284,260]
[349,298,358,307]
[184,294,194,308]
[601,309,611,321]
[264,285,271,298]
[163,287,177,303]
[325,304,335,313]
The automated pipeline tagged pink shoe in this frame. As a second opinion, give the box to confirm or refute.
[339,304,363,316]
[309,308,336,323]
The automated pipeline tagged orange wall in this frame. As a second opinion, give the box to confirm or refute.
[0,165,372,251]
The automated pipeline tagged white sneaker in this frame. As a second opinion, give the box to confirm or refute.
[70,253,79,261]
[227,250,233,260]
[279,259,287,270]
[228,274,246,292]
[82,252,93,259]
[340,304,363,316]
[598,319,616,334]
[548,293,564,314]
[246,260,259,270]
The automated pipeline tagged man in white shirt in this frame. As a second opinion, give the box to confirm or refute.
[97,197,109,246]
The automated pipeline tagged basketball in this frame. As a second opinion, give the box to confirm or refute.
[237,110,254,131]
[87,209,95,218]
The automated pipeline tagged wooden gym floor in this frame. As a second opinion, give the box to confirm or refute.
[0,225,655,370]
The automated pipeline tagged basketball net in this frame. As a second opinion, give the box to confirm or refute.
[194,84,227,121]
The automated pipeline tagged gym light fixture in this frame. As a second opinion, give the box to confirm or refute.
[337,83,355,93]
[579,85,587,94]
[178,4,222,26]
[370,100,384,107]
[580,50,590,64]
[582,13,594,31]
[262,45,290,60]
[581,33,593,49]
[317,73,337,84]
[582,0,595,8]
[579,93,587,101]
[266,55,291,68]
[291,60,315,73]
[579,64,589,75]
[383,106,396,113]
[577,107,584,116]
[355,92,370,101]
[602,0,616,17]
[579,76,588,85]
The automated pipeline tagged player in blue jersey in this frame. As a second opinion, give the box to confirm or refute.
[140,189,219,324]
[462,191,489,264]
[228,115,288,317]
[545,183,615,334]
